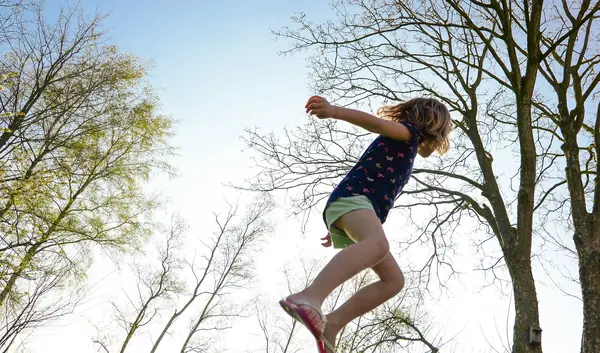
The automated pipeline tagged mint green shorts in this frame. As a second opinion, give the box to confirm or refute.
[324,195,375,249]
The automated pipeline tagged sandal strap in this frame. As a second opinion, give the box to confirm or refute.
[291,299,326,322]
[322,338,335,353]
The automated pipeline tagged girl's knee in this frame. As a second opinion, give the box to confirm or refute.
[384,269,404,296]
[370,236,390,259]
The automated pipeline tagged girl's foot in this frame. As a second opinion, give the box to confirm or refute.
[286,291,322,310]
[286,292,324,325]
[280,292,326,338]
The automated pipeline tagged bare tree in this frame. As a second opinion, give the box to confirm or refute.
[177,199,272,353]
[535,2,600,351]
[107,215,186,353]
[95,197,274,353]
[242,1,600,353]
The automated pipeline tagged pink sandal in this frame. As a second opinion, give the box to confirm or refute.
[279,298,334,353]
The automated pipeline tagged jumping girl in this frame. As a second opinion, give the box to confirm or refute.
[279,95,453,353]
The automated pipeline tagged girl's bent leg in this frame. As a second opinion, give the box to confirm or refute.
[320,254,404,352]
[287,208,390,309]
[325,253,405,337]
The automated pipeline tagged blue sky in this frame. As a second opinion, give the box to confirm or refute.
[68,0,327,219]
[29,1,583,352]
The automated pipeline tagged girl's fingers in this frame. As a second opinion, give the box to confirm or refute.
[310,102,323,109]
[306,98,330,117]
[305,96,323,108]
[306,103,324,114]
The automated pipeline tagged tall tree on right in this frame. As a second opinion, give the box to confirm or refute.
[244,1,600,352]
[537,3,600,351]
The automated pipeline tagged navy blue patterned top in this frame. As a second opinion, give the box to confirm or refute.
[323,121,421,224]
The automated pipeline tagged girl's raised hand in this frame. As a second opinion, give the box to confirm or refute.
[305,96,337,119]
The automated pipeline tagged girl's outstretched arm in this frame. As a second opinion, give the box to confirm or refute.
[306,96,415,141]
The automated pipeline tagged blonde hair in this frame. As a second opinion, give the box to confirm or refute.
[377,97,453,154]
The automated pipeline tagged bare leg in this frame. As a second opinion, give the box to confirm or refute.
[322,254,405,350]
[287,209,391,308]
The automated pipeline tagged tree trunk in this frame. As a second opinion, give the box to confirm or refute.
[510,91,540,353]
[505,250,542,353]
[560,106,599,353]
[580,103,600,353]
[578,217,600,353]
